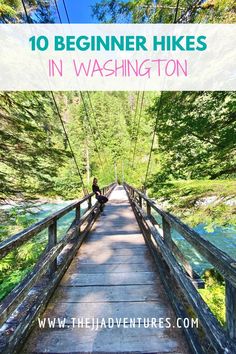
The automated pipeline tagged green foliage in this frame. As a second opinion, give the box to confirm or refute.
[148,92,236,182]
[197,0,236,23]
[92,0,236,24]
[0,205,47,301]
[0,92,68,201]
[0,0,20,22]
[92,0,193,23]
[0,0,56,23]
[0,238,47,300]
[150,180,236,228]
[199,269,225,326]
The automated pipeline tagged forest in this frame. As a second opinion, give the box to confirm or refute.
[0,0,235,325]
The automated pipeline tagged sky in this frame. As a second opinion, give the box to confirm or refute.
[57,0,98,23]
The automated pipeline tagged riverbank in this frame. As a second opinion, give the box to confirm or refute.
[149,180,236,230]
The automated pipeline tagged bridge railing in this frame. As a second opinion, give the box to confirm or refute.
[124,183,236,354]
[0,182,115,354]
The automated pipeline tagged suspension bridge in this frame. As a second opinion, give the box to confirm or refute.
[1,2,235,353]
[0,183,236,353]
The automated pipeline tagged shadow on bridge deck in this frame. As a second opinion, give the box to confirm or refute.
[23,186,190,353]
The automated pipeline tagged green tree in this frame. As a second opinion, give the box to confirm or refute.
[148,91,236,182]
[92,0,236,24]
[0,0,57,24]
[0,92,68,201]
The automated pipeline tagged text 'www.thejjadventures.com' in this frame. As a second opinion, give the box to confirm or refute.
[38,317,199,330]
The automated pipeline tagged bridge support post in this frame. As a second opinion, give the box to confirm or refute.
[130,188,134,199]
[76,204,81,235]
[162,217,172,250]
[226,280,236,339]
[139,195,142,208]
[48,221,57,275]
[88,196,92,210]
[147,203,151,216]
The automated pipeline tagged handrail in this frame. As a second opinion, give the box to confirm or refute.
[124,183,236,287]
[0,185,113,259]
[124,183,236,353]
[0,182,116,354]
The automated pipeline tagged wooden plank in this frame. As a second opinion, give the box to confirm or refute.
[145,235,204,354]
[17,185,191,354]
[82,242,146,251]
[77,247,150,258]
[134,202,236,353]
[43,301,173,322]
[66,263,154,274]
[23,326,189,354]
[76,253,154,265]
[0,210,103,354]
[51,284,163,303]
[60,271,158,286]
[84,234,145,244]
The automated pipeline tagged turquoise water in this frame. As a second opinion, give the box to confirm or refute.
[2,200,235,275]
[172,225,236,275]
[151,211,236,274]
[25,198,96,241]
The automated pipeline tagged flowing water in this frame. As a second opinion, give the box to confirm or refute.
[151,211,236,275]
[1,200,235,275]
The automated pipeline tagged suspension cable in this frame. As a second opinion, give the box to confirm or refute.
[86,92,99,129]
[143,93,163,190]
[21,0,87,195]
[128,92,140,164]
[53,2,105,175]
[62,0,70,24]
[20,0,32,23]
[80,92,104,171]
[53,0,62,23]
[52,1,106,183]
[176,0,202,23]
[86,92,108,164]
[174,0,180,23]
[51,93,87,193]
[131,92,140,141]
[131,91,145,168]
[143,0,186,190]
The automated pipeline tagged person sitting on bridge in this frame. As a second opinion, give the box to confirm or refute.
[92,178,108,212]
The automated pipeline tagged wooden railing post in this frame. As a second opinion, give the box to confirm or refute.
[48,220,57,274]
[76,204,81,223]
[139,195,142,208]
[76,204,81,235]
[147,202,151,217]
[88,195,92,210]
[162,216,172,249]
[226,280,236,339]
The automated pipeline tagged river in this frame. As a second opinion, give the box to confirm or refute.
[1,200,236,275]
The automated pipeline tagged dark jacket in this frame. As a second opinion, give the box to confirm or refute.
[92,184,101,197]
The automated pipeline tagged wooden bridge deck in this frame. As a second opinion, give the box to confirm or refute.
[23,186,189,353]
